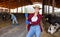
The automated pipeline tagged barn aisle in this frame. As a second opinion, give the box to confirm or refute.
[0,24,52,37]
[0,24,57,37]
[0,24,26,37]
[0,15,60,37]
[0,20,58,37]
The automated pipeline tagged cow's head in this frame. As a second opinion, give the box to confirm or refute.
[48,24,56,34]
[48,23,60,34]
[45,14,52,21]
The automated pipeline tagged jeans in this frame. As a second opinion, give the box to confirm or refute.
[26,25,41,37]
[12,18,18,26]
[25,20,30,25]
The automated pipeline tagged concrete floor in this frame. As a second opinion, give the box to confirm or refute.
[0,24,51,37]
[0,18,60,37]
[0,24,59,37]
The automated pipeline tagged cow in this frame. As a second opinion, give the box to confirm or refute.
[45,14,60,34]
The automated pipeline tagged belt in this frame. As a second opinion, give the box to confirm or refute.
[31,24,39,26]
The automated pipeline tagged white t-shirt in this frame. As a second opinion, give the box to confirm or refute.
[31,16,38,22]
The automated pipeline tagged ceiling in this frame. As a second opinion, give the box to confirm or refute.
[0,0,60,9]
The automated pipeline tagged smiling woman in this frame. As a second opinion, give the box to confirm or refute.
[26,5,42,37]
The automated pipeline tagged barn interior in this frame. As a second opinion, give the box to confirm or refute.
[0,0,60,37]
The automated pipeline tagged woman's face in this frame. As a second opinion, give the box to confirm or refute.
[34,8,40,13]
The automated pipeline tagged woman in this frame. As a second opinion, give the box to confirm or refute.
[26,5,42,37]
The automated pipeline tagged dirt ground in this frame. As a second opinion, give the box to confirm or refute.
[0,18,60,37]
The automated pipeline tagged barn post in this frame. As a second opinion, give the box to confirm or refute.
[21,7,23,13]
[9,8,10,13]
[44,0,48,14]
[42,0,45,15]
[17,1,19,13]
[17,8,18,13]
[52,0,55,14]
[44,0,47,14]
[48,0,50,14]
[8,0,10,13]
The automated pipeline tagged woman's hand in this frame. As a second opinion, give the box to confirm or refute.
[26,17,28,20]
[30,22,32,24]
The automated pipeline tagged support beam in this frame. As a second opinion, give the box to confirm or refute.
[52,0,55,14]
[48,0,50,14]
[17,8,18,13]
[45,0,48,14]
[16,0,19,13]
[42,0,45,15]
[8,0,10,13]
[21,7,23,13]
